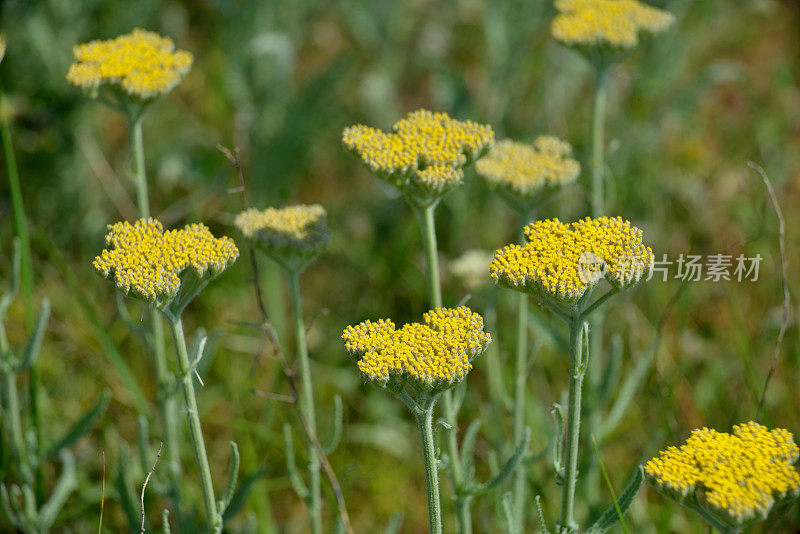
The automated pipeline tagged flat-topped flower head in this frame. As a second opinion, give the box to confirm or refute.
[552,0,674,50]
[234,204,330,271]
[645,421,800,526]
[490,216,653,306]
[342,109,494,205]
[476,136,580,210]
[67,29,193,101]
[342,306,491,393]
[93,218,238,308]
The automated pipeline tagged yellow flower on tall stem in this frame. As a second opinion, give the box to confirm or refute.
[491,215,653,533]
[343,306,491,534]
[68,30,194,503]
[94,218,239,532]
[347,110,529,531]
[476,136,579,530]
[343,110,494,532]
[645,421,800,532]
[235,204,330,534]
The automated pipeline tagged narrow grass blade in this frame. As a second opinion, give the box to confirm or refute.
[588,436,643,533]
[221,468,269,521]
[18,297,49,371]
[383,511,404,534]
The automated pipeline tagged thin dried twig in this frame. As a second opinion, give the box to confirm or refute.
[98,451,105,534]
[140,442,163,533]
[748,162,790,421]
[219,144,354,534]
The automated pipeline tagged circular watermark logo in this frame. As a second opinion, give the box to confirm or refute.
[577,251,606,284]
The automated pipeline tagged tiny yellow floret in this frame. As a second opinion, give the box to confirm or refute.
[645,421,800,525]
[234,204,330,267]
[476,136,580,202]
[342,306,491,391]
[342,109,494,201]
[490,216,653,304]
[67,28,193,99]
[93,218,238,306]
[552,0,674,49]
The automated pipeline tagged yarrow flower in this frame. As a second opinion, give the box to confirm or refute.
[342,109,494,204]
[475,136,580,210]
[93,218,238,307]
[645,421,800,526]
[551,0,674,50]
[67,28,193,100]
[490,216,653,305]
[234,204,330,270]
[342,306,491,393]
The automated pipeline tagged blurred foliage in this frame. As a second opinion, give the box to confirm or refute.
[1,0,800,531]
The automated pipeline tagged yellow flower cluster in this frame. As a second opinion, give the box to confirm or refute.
[475,136,580,201]
[645,421,800,524]
[93,218,238,306]
[342,109,494,200]
[0,37,6,64]
[342,307,491,390]
[67,29,193,99]
[551,0,674,49]
[490,216,653,304]
[234,204,330,266]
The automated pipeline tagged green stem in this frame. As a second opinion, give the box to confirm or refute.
[0,323,25,474]
[685,496,736,533]
[417,200,471,532]
[420,203,442,309]
[127,111,182,501]
[2,83,42,499]
[0,88,32,327]
[165,315,220,531]
[512,209,532,532]
[154,312,183,497]
[588,70,608,500]
[591,67,608,218]
[415,396,443,534]
[0,314,23,472]
[288,269,321,534]
[559,316,587,533]
[129,114,149,219]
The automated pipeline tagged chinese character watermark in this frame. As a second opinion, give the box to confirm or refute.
[646,253,761,282]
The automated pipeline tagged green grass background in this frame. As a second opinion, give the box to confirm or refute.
[1,0,799,531]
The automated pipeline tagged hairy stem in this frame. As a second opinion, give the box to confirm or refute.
[420,203,443,309]
[417,200,471,532]
[416,397,443,534]
[559,316,587,532]
[589,69,608,473]
[129,115,149,219]
[127,112,182,500]
[166,315,220,531]
[1,369,26,476]
[591,67,608,218]
[2,83,42,498]
[288,269,321,534]
[512,209,531,532]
